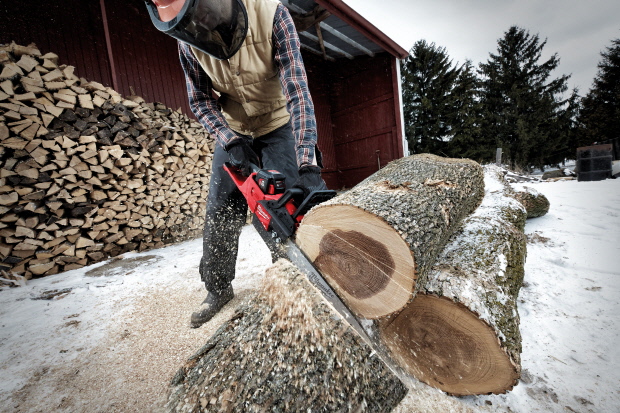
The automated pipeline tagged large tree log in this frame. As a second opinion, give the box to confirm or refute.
[378,165,528,395]
[296,158,532,396]
[295,154,485,319]
[166,259,407,412]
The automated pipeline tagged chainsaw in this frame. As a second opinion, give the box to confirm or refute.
[223,162,374,344]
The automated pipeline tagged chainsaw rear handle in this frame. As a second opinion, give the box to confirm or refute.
[223,161,260,177]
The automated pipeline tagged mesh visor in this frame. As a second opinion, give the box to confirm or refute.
[147,0,248,60]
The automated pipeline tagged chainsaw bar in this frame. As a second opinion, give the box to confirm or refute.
[285,239,374,347]
[222,163,374,347]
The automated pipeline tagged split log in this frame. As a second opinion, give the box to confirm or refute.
[379,165,528,395]
[0,42,214,280]
[295,154,485,319]
[166,259,407,412]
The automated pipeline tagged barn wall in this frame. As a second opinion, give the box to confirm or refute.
[331,54,402,188]
[0,0,190,114]
[103,0,190,113]
[307,53,403,189]
[0,0,113,87]
[303,53,339,189]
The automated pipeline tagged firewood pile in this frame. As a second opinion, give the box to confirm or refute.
[0,42,214,283]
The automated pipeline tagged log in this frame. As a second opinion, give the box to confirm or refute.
[295,154,485,319]
[379,165,528,395]
[166,259,407,412]
[296,158,531,396]
[512,185,550,218]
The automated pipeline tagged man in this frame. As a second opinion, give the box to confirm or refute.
[146,0,327,327]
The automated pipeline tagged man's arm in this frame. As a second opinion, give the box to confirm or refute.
[272,4,319,168]
[178,42,238,148]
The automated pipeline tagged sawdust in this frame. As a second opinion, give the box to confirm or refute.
[3,265,492,413]
[526,231,553,245]
[5,272,252,413]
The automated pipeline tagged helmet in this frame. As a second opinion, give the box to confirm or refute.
[145,0,248,60]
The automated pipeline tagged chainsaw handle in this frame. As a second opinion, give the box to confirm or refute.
[275,188,304,209]
[223,161,261,177]
[249,162,261,174]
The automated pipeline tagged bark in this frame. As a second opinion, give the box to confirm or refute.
[512,186,550,218]
[379,165,527,395]
[295,154,485,319]
[166,259,407,413]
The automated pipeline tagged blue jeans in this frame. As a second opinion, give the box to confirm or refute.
[199,123,299,293]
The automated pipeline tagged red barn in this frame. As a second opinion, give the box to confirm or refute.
[1,0,408,188]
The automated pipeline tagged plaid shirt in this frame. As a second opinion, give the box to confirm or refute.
[178,3,318,167]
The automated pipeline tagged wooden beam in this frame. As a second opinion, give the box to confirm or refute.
[99,0,119,92]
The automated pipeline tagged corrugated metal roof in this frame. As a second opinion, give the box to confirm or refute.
[281,0,408,61]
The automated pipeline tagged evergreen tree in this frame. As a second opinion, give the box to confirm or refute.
[478,26,573,170]
[529,88,581,168]
[446,61,487,161]
[401,40,462,155]
[580,38,620,144]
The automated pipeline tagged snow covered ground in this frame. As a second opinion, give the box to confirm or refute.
[471,177,620,412]
[0,176,618,412]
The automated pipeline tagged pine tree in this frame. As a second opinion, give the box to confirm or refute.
[446,61,487,161]
[580,38,620,145]
[529,88,581,168]
[478,26,573,170]
[401,40,462,155]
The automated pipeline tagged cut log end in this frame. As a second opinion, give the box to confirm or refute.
[296,205,415,319]
[380,294,519,396]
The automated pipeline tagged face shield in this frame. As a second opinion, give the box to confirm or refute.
[146,0,248,60]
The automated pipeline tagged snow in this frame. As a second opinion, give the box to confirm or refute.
[1,177,619,412]
[492,179,620,412]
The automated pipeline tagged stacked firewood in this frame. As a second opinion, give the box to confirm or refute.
[0,42,214,282]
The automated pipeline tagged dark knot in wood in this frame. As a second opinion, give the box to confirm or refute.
[315,229,394,299]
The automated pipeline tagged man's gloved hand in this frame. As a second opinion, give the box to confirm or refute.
[225,138,260,176]
[293,165,328,198]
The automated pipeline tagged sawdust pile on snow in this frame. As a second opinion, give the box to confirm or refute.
[0,232,272,413]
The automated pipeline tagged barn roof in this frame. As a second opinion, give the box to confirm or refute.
[281,0,409,61]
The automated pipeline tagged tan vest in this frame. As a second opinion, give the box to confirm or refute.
[190,0,290,138]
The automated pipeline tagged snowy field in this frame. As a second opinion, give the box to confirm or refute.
[0,176,618,412]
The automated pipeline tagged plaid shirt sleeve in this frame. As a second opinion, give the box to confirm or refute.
[273,4,318,167]
[178,42,238,148]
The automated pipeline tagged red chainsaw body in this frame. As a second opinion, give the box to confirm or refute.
[223,164,299,233]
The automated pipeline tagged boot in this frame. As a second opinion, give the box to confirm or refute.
[190,286,234,328]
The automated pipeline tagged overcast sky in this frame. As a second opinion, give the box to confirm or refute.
[345,0,620,95]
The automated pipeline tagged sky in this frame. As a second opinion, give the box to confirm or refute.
[344,0,620,95]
